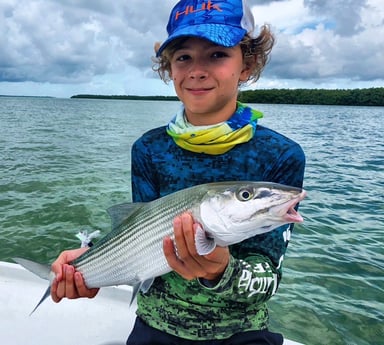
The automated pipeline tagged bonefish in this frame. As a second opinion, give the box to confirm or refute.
[14,181,306,314]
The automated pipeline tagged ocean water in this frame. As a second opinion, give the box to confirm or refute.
[0,97,383,344]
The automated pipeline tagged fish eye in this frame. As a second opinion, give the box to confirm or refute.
[237,188,254,201]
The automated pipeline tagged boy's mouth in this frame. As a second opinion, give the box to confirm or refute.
[186,87,214,95]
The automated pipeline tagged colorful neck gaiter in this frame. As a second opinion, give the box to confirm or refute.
[166,102,263,155]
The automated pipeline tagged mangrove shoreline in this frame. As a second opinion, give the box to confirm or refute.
[71,87,384,106]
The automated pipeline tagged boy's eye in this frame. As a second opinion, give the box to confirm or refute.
[211,51,228,58]
[175,54,190,62]
[173,51,228,62]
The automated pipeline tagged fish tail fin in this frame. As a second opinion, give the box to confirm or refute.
[29,286,51,316]
[13,257,51,280]
[13,257,52,315]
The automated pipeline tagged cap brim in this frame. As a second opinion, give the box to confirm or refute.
[156,23,247,57]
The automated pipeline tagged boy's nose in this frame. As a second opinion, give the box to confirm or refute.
[189,72,207,80]
[188,61,208,80]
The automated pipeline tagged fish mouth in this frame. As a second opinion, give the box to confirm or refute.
[275,190,306,223]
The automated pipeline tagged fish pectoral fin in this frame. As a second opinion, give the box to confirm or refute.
[195,225,216,256]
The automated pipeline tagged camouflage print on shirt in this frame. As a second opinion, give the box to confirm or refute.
[130,120,305,340]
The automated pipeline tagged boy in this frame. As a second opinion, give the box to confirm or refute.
[51,1,305,344]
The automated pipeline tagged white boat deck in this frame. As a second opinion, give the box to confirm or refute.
[0,261,303,345]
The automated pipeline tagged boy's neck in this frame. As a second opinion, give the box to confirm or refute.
[184,102,238,126]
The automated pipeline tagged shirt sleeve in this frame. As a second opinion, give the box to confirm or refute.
[198,142,306,305]
[197,237,284,305]
[131,136,159,203]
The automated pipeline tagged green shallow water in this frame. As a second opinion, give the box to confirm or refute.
[0,97,383,344]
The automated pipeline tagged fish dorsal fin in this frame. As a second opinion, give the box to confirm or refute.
[107,203,145,230]
[195,225,216,256]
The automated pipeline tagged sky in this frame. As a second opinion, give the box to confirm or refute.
[1,0,383,98]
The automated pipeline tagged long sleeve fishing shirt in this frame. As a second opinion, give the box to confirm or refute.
[130,119,305,340]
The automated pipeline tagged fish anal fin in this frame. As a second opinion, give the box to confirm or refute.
[140,278,154,294]
[129,282,141,306]
[128,277,155,306]
[195,225,216,255]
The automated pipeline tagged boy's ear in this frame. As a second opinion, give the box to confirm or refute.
[240,56,256,82]
[154,42,161,54]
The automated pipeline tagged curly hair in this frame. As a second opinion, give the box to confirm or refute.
[153,24,275,85]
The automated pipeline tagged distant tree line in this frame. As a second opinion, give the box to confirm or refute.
[71,94,179,101]
[71,87,384,106]
[238,87,384,106]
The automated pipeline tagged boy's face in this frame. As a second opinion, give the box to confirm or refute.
[169,37,251,125]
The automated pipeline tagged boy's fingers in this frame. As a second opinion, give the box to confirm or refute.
[63,265,78,299]
[50,278,62,303]
[74,272,99,298]
[163,236,195,280]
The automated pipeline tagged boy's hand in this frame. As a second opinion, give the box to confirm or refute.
[50,247,99,303]
[163,213,230,283]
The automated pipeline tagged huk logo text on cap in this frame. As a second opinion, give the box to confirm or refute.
[175,1,223,21]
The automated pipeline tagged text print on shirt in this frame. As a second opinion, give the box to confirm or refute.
[238,225,292,298]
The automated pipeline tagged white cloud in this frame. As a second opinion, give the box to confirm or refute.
[251,0,311,34]
[252,0,384,87]
[0,0,383,97]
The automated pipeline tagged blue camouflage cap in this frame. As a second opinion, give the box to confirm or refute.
[157,0,255,57]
